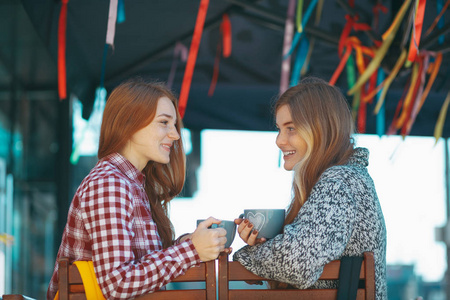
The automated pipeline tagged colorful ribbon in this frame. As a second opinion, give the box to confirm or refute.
[106,0,119,46]
[296,0,304,33]
[284,0,319,59]
[117,0,126,23]
[434,92,450,143]
[376,68,385,136]
[167,42,188,89]
[208,14,232,97]
[407,0,427,62]
[348,0,412,96]
[290,37,309,87]
[58,0,69,100]
[179,0,210,118]
[280,0,296,94]
[373,49,408,114]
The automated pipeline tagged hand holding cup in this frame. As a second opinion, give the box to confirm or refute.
[191,217,228,261]
[235,209,285,246]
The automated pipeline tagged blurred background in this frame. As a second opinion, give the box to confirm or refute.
[1,0,450,299]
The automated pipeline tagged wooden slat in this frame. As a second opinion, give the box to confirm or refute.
[134,290,206,299]
[171,263,206,282]
[229,289,366,300]
[68,265,83,284]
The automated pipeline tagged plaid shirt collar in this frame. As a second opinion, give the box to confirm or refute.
[104,152,146,187]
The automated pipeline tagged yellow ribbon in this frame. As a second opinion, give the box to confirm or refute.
[348,0,412,96]
[434,92,450,144]
[396,62,420,129]
[373,49,408,114]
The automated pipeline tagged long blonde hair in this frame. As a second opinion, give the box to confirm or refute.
[98,78,185,248]
[275,77,355,226]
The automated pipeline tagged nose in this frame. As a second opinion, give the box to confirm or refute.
[168,126,180,140]
[276,132,286,149]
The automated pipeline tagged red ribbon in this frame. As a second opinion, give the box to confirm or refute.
[221,14,232,58]
[208,14,232,97]
[178,0,210,118]
[58,0,69,100]
[372,3,388,31]
[407,0,427,62]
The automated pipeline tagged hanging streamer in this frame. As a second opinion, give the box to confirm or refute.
[117,0,126,23]
[58,0,69,100]
[280,0,296,94]
[373,2,388,32]
[387,81,409,135]
[296,0,304,33]
[425,0,449,42]
[345,55,358,120]
[348,0,412,95]
[407,0,427,62]
[300,0,324,76]
[290,37,309,86]
[179,0,210,118]
[284,0,318,59]
[434,92,450,144]
[106,0,119,46]
[396,61,423,132]
[376,68,385,136]
[167,42,188,89]
[208,14,232,97]
[221,14,232,58]
[373,49,408,113]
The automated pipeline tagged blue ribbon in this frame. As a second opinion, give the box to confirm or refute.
[376,68,385,137]
[118,0,126,23]
[437,0,444,44]
[284,0,318,60]
[290,37,309,87]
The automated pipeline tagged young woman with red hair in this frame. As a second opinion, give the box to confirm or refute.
[47,78,227,300]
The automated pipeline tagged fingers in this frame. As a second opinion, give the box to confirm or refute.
[198,216,222,229]
[234,218,243,225]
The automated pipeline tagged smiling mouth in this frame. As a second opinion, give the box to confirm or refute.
[161,144,172,152]
[283,150,296,156]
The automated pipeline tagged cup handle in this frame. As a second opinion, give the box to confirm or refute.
[238,213,244,219]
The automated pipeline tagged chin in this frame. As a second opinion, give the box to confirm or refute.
[284,164,294,171]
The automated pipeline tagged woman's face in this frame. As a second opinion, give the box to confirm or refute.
[275,104,307,171]
[125,96,180,170]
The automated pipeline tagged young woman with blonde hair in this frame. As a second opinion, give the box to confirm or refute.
[48,78,227,300]
[234,77,387,299]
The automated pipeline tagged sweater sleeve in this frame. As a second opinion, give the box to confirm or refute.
[233,177,356,288]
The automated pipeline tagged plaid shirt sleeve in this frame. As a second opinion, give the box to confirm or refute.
[81,173,200,300]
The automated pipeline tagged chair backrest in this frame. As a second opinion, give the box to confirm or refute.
[57,257,216,300]
[218,252,375,300]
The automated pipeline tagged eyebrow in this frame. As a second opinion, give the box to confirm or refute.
[157,113,175,119]
[276,121,294,127]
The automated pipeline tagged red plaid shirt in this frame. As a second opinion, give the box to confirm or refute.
[47,153,200,300]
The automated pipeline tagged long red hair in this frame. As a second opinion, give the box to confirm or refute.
[98,78,185,248]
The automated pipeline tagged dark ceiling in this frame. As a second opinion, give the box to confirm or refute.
[1,0,450,136]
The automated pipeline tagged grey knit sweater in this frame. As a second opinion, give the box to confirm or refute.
[233,147,387,299]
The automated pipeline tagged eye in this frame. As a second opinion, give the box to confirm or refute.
[287,127,295,132]
[160,120,169,125]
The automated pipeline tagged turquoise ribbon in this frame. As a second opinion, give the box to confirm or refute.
[284,0,318,59]
[437,0,444,44]
[118,0,126,23]
[290,37,309,86]
[376,68,385,137]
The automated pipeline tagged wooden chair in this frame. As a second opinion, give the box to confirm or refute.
[218,252,375,300]
[57,257,216,300]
